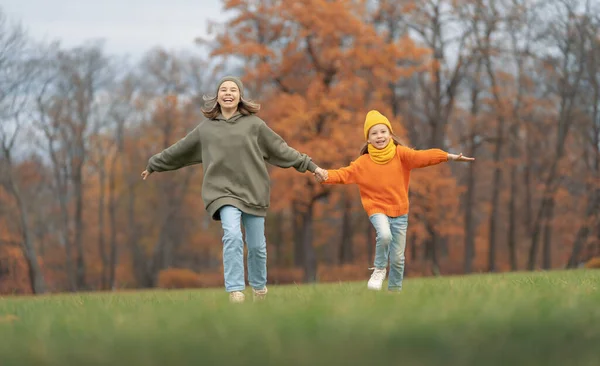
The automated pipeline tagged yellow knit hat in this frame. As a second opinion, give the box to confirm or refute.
[364,110,394,140]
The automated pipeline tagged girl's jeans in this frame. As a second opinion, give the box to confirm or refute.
[369,213,408,290]
[219,205,267,292]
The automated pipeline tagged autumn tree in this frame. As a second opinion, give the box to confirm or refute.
[34,42,115,290]
[526,0,588,270]
[130,49,216,286]
[387,0,475,275]
[567,6,600,267]
[209,0,429,281]
[0,9,46,294]
[458,0,538,271]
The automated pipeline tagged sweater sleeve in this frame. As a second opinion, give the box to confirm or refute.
[258,122,317,173]
[397,145,448,170]
[146,125,202,173]
[322,161,359,185]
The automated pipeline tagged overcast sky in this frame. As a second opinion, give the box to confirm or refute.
[1,0,226,60]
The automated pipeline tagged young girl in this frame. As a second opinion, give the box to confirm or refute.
[316,110,474,291]
[141,76,328,303]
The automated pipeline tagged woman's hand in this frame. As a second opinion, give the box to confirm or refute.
[448,153,475,162]
[141,170,152,180]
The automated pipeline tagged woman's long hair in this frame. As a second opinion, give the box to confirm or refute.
[359,134,405,156]
[201,94,260,119]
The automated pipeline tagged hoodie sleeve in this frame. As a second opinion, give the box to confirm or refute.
[258,122,317,173]
[397,145,448,170]
[146,125,203,173]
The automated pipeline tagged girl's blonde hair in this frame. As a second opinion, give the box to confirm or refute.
[201,95,261,119]
[359,134,405,155]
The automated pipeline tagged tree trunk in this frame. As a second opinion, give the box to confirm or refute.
[464,62,481,274]
[56,166,76,291]
[464,150,476,274]
[528,147,570,270]
[507,160,518,271]
[527,31,585,269]
[524,124,534,265]
[410,234,417,262]
[338,190,354,264]
[273,213,285,266]
[97,161,108,289]
[507,97,521,272]
[36,226,46,257]
[108,153,119,289]
[72,163,87,290]
[488,135,503,273]
[150,171,193,286]
[127,175,148,287]
[292,202,305,267]
[151,214,173,286]
[542,198,555,269]
[426,222,440,276]
[19,207,46,294]
[567,226,592,268]
[528,198,547,270]
[567,191,599,267]
[482,43,505,274]
[301,203,317,283]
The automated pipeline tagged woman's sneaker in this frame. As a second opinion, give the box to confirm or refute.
[252,287,268,301]
[229,291,245,303]
[367,268,387,291]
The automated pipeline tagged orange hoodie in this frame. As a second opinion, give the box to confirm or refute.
[323,145,448,217]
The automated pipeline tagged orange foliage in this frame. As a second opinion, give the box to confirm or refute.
[0,246,31,295]
[211,0,428,210]
[584,257,600,269]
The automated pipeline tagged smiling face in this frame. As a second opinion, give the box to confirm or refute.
[217,81,240,111]
[367,123,392,149]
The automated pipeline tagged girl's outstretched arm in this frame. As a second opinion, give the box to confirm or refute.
[397,145,449,170]
[319,161,359,185]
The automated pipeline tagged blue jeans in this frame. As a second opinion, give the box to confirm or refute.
[219,205,267,292]
[369,213,408,290]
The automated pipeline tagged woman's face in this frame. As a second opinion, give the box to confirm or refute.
[217,81,240,110]
[367,124,391,149]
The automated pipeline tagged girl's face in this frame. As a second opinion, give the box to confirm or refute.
[217,81,240,110]
[367,124,391,149]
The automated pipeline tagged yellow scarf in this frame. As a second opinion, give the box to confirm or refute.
[368,140,396,164]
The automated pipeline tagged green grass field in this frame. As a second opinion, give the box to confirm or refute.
[1,270,599,366]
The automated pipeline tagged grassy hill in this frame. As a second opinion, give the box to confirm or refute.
[1,270,598,366]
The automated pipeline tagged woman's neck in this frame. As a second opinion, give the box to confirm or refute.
[221,107,238,120]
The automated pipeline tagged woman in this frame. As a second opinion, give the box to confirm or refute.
[142,76,328,303]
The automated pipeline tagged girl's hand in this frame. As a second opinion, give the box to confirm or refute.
[314,167,328,182]
[448,153,475,162]
[141,170,152,180]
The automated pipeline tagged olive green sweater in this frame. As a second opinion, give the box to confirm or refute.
[146,113,317,220]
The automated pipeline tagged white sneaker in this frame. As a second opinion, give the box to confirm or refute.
[252,287,268,301]
[229,291,245,303]
[367,268,387,291]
